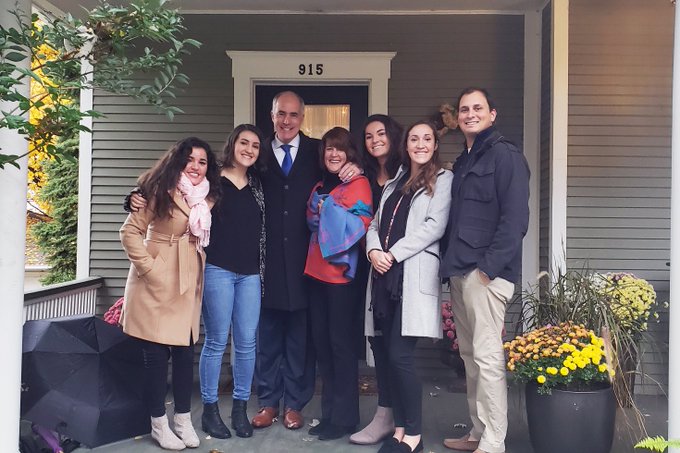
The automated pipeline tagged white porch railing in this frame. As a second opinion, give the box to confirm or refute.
[23,276,104,322]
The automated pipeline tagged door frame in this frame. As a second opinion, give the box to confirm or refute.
[226,51,396,126]
[254,84,369,137]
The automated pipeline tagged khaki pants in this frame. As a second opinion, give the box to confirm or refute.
[450,269,514,453]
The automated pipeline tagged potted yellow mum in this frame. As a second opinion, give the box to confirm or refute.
[505,322,616,453]
[504,322,614,394]
[599,272,658,343]
[596,272,657,407]
[518,268,658,407]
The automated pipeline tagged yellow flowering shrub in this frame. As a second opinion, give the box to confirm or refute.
[27,41,62,215]
[504,322,613,394]
[597,273,657,340]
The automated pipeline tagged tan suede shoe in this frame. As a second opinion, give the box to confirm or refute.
[443,434,479,451]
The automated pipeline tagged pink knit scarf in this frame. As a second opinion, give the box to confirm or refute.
[177,172,211,247]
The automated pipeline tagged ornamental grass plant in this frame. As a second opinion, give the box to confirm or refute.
[512,266,659,402]
[517,268,658,361]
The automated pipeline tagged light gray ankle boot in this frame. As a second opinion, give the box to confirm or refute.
[349,406,395,445]
[150,414,185,450]
[173,412,200,448]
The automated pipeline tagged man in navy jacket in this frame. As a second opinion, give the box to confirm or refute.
[440,87,530,453]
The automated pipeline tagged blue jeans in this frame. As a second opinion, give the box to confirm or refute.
[200,264,261,403]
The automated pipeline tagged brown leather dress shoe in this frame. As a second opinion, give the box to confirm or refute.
[283,408,304,429]
[251,407,278,428]
[443,434,479,451]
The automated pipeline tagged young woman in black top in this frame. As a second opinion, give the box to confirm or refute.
[199,124,266,440]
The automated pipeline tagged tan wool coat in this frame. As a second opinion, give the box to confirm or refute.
[120,192,206,346]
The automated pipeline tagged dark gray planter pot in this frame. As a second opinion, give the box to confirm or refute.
[525,382,615,453]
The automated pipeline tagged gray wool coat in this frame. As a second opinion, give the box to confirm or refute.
[364,166,453,339]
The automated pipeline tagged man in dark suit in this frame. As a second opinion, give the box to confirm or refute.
[252,91,360,430]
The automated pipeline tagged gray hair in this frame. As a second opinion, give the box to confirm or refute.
[271,90,306,113]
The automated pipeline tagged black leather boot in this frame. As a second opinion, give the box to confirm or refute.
[231,399,253,438]
[201,401,231,439]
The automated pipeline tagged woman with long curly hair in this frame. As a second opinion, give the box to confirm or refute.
[120,136,220,450]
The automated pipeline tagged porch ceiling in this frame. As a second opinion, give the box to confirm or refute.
[41,0,545,16]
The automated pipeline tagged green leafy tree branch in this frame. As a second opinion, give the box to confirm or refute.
[0,0,201,169]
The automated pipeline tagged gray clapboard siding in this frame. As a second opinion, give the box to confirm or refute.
[569,177,670,188]
[568,217,668,228]
[568,0,671,395]
[90,13,525,316]
[569,146,670,157]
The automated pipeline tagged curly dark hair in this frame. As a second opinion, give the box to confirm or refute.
[401,121,441,196]
[138,136,220,218]
[360,114,403,183]
[222,124,267,174]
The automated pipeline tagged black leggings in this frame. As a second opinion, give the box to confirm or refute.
[372,303,421,435]
[139,338,194,417]
[368,335,392,408]
[309,279,360,427]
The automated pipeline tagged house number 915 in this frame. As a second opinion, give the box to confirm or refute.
[299,63,324,75]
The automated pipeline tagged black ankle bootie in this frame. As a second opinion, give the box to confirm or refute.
[201,401,231,439]
[231,399,253,438]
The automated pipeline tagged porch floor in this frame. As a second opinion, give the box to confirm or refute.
[74,373,667,453]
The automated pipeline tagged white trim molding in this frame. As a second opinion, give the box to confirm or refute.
[76,59,93,279]
[522,8,542,291]
[550,0,568,274]
[226,51,396,126]
[190,9,528,15]
[668,1,680,448]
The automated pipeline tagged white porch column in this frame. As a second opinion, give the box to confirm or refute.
[0,0,31,450]
[550,0,569,274]
[522,9,542,292]
[668,2,680,450]
[76,60,93,279]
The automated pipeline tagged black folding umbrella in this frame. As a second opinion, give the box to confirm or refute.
[21,315,150,447]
